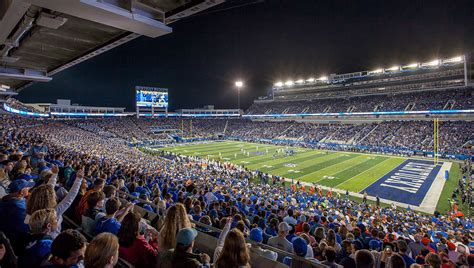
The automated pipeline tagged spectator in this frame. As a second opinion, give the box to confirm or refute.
[215,229,250,268]
[397,240,415,268]
[117,211,158,267]
[0,166,10,199]
[355,249,375,268]
[25,168,83,238]
[76,178,105,217]
[83,191,106,221]
[95,198,133,235]
[213,217,232,261]
[0,179,35,251]
[172,227,211,268]
[425,252,442,268]
[158,204,192,251]
[20,208,58,267]
[85,233,119,268]
[40,229,87,267]
[0,231,17,268]
[267,222,293,254]
[386,253,405,268]
[248,227,277,261]
[321,246,343,268]
[283,209,297,225]
[408,235,424,258]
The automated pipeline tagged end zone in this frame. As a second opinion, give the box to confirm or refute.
[362,159,451,213]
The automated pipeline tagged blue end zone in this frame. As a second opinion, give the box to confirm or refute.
[362,159,442,206]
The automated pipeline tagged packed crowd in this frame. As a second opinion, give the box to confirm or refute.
[247,87,473,115]
[63,117,474,156]
[0,114,473,268]
[4,98,43,114]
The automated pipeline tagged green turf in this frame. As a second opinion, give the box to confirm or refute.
[435,163,469,214]
[157,141,410,192]
[153,140,455,213]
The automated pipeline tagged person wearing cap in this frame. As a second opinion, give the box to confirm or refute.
[267,221,293,257]
[283,236,320,266]
[0,178,34,252]
[368,239,382,267]
[248,227,277,261]
[172,227,211,268]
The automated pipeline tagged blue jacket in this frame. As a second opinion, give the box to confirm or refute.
[95,216,121,235]
[19,234,53,267]
[0,196,29,238]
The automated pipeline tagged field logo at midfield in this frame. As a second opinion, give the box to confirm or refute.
[362,159,442,206]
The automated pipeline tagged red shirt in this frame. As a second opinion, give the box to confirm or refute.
[119,236,158,267]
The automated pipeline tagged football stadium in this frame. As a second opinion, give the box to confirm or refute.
[0,1,473,268]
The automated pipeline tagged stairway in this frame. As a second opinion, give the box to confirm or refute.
[356,124,379,144]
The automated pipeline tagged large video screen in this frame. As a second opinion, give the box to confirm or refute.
[136,86,168,108]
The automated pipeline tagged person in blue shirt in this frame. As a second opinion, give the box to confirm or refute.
[0,179,34,253]
[19,208,58,267]
[397,240,415,268]
[40,229,87,268]
[96,198,133,235]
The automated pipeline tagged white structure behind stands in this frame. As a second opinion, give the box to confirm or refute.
[27,99,125,114]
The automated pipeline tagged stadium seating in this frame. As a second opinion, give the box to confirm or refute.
[247,87,473,115]
[0,113,473,268]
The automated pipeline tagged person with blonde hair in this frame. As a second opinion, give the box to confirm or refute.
[20,208,58,267]
[158,203,192,251]
[85,232,119,268]
[25,168,84,238]
[215,229,250,268]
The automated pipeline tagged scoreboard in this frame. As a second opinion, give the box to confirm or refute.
[135,86,168,108]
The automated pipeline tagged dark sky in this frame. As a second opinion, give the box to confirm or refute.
[17,0,474,111]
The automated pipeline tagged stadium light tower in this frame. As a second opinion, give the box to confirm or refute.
[235,80,243,111]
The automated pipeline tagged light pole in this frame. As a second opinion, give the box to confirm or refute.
[235,80,243,111]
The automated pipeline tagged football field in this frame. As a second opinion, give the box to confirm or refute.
[151,140,452,213]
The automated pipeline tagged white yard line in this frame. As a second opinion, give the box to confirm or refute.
[282,160,449,215]
[333,157,399,188]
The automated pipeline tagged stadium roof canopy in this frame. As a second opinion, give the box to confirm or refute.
[0,0,224,92]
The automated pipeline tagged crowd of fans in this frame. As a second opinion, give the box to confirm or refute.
[61,117,474,156]
[0,113,473,268]
[4,98,43,114]
[247,87,473,114]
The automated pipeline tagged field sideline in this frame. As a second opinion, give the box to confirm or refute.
[150,140,452,213]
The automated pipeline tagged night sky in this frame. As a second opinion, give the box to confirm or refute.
[17,0,474,111]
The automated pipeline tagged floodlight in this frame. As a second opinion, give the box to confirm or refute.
[295,79,304,84]
[385,66,400,71]
[285,80,294,86]
[306,78,315,82]
[0,84,10,89]
[443,56,463,64]
[403,63,419,69]
[274,81,283,87]
[318,76,328,81]
[422,59,440,67]
[370,69,383,74]
[235,81,243,88]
